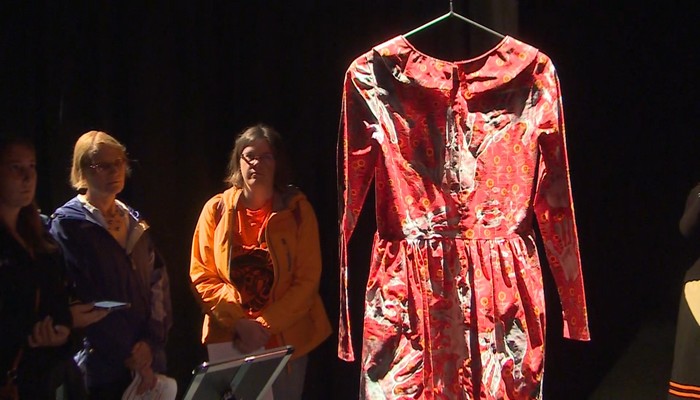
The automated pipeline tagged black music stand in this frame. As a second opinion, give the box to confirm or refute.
[183,345,294,400]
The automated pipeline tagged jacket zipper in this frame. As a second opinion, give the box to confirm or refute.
[265,211,288,348]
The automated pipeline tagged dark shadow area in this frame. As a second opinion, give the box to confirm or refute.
[1,1,698,399]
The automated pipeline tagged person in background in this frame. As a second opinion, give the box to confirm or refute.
[669,182,700,399]
[49,131,173,400]
[190,123,331,400]
[0,134,106,399]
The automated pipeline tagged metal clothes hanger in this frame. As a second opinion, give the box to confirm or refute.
[404,0,504,39]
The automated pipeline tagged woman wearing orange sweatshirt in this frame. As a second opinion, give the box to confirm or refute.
[190,123,331,400]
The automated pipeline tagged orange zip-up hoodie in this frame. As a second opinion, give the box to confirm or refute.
[190,186,331,359]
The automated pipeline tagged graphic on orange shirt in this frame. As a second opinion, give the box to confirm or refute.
[229,248,273,313]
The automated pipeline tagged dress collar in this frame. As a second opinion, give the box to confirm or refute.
[371,35,540,94]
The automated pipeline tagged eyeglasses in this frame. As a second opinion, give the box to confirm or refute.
[241,152,275,164]
[89,158,128,173]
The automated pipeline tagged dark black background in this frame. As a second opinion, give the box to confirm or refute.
[1,1,698,399]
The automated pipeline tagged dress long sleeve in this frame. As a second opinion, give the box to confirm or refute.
[337,52,383,361]
[532,55,589,340]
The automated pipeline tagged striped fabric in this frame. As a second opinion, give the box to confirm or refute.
[669,381,700,399]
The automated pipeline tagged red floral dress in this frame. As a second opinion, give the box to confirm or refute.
[338,35,590,400]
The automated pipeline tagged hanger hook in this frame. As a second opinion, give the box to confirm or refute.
[449,0,454,13]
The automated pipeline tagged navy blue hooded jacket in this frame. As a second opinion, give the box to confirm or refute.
[49,196,172,387]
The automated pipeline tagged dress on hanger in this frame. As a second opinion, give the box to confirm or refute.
[338,35,590,399]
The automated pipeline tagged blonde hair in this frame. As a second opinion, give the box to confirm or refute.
[70,130,129,190]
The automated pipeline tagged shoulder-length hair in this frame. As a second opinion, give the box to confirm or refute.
[225,124,292,191]
[0,135,57,254]
[70,130,130,191]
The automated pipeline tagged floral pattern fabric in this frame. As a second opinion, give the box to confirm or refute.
[338,35,590,399]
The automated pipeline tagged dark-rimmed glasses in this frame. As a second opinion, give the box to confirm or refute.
[241,152,275,164]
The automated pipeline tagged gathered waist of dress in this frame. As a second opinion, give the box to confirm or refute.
[376,230,532,242]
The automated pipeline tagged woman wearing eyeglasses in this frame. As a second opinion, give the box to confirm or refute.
[190,123,331,400]
[49,131,174,400]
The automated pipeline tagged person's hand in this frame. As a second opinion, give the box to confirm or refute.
[27,316,70,348]
[232,319,270,354]
[135,366,157,395]
[125,341,153,372]
[70,303,109,329]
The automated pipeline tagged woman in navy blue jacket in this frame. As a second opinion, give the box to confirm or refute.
[49,131,172,400]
